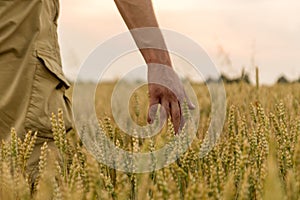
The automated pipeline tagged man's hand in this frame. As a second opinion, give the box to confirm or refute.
[114,0,195,133]
[147,64,195,133]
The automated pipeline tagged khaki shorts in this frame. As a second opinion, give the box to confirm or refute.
[24,54,73,139]
[0,0,73,187]
[26,55,74,187]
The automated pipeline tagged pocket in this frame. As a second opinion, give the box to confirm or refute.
[24,54,73,138]
[36,49,70,89]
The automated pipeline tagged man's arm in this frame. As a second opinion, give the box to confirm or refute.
[114,0,172,67]
[114,0,194,133]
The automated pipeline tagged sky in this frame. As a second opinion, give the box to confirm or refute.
[58,0,300,84]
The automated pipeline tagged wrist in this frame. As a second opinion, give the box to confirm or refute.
[141,48,172,68]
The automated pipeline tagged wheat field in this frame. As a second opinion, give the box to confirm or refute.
[0,82,300,200]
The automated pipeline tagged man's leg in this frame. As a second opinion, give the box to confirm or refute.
[24,56,73,187]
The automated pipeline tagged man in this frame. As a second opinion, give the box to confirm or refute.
[0,0,193,185]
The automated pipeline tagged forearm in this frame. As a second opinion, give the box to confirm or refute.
[114,0,172,67]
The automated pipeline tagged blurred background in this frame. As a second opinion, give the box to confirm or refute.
[58,0,300,85]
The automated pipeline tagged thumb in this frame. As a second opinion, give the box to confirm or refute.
[187,99,195,110]
[183,90,195,110]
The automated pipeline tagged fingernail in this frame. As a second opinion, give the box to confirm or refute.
[189,102,196,109]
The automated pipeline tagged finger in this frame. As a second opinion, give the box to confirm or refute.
[187,99,195,110]
[160,98,170,124]
[170,101,181,134]
[183,90,195,109]
[147,98,159,124]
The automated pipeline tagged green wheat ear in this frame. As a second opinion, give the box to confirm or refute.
[20,131,37,173]
[34,142,49,191]
[51,109,68,154]
[10,128,18,172]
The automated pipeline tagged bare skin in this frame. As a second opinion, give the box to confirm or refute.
[147,64,195,132]
[114,0,194,133]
